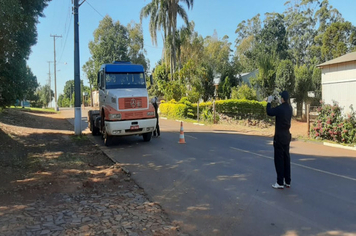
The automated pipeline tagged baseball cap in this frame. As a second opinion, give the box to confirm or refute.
[280,91,289,101]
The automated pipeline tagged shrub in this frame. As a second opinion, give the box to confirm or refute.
[160,98,268,123]
[311,101,356,144]
[200,108,219,123]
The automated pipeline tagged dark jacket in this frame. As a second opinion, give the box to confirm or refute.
[266,102,292,145]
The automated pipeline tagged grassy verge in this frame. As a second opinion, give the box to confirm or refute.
[9,106,58,114]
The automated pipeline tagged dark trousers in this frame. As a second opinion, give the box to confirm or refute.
[273,140,291,186]
[153,113,160,136]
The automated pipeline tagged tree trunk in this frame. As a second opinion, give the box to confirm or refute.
[297,101,303,118]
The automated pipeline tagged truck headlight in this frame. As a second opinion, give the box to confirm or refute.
[147,111,155,116]
[109,113,122,120]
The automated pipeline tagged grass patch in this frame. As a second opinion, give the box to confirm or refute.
[9,106,57,114]
[70,134,89,143]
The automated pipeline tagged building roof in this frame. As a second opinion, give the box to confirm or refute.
[318,51,356,68]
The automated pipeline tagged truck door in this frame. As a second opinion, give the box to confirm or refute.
[98,70,105,108]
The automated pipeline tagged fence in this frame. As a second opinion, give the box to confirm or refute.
[307,104,320,137]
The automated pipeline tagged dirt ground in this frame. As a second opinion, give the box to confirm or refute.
[0,109,120,205]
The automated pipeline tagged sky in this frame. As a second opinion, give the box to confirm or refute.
[27,0,356,107]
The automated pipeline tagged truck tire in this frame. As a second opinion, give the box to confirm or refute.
[91,119,100,136]
[102,120,113,146]
[104,133,112,146]
[143,132,152,142]
[88,110,100,136]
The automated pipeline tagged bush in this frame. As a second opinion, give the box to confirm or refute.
[231,84,257,101]
[160,99,268,123]
[311,101,356,144]
[159,103,186,119]
[200,108,219,123]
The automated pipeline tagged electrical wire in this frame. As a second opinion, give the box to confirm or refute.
[85,0,105,18]
[58,10,72,63]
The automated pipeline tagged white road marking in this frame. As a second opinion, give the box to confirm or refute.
[185,134,197,139]
[230,147,356,182]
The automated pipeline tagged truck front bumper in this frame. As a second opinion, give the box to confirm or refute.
[105,118,157,136]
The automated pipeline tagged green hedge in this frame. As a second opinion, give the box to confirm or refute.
[159,103,187,118]
[160,99,268,120]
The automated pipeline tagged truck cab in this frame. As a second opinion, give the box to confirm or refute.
[88,61,156,146]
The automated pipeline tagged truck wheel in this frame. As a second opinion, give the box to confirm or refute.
[104,133,112,146]
[143,132,152,142]
[91,120,100,136]
[102,120,113,146]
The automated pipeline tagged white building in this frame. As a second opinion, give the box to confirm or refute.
[318,51,356,114]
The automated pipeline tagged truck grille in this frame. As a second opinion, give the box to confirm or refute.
[119,97,147,110]
[123,112,144,119]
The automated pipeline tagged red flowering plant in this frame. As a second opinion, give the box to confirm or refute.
[311,101,345,143]
[341,105,356,144]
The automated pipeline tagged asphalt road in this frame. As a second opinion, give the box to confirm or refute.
[63,108,356,236]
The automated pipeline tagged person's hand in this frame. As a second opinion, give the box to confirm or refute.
[267,95,273,103]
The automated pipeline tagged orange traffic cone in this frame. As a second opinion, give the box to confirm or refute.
[178,121,186,144]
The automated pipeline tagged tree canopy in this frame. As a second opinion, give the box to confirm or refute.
[0,0,51,108]
[83,16,149,89]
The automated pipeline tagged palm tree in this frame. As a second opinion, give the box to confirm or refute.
[140,0,194,78]
[140,0,168,46]
[167,0,193,75]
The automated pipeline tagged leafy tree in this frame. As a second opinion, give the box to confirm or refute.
[231,83,257,100]
[83,59,97,90]
[84,16,148,89]
[152,63,170,97]
[234,14,261,72]
[127,22,149,69]
[294,64,312,117]
[200,64,215,102]
[283,0,317,66]
[179,22,204,68]
[204,32,232,74]
[89,16,130,67]
[256,13,289,61]
[255,54,277,98]
[38,85,54,108]
[219,76,232,99]
[320,22,356,61]
[312,67,322,100]
[58,80,90,107]
[0,0,50,108]
[276,59,295,95]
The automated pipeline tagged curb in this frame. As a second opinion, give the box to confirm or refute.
[323,142,356,151]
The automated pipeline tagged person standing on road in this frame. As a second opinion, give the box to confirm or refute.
[151,97,160,137]
[266,91,293,189]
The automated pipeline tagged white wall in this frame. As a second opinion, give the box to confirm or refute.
[321,61,356,114]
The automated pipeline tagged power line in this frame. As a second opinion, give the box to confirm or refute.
[58,12,72,63]
[85,0,105,18]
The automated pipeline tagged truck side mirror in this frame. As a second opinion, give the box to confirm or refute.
[148,75,153,89]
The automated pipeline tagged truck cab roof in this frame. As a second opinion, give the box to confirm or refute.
[100,61,144,73]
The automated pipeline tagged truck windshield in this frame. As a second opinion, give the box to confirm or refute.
[105,72,146,89]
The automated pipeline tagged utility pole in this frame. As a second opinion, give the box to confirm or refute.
[73,0,86,135]
[47,61,52,108]
[50,34,62,111]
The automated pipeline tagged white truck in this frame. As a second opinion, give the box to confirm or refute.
[88,61,156,146]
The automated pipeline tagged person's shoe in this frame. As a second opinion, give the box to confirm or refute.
[284,183,291,188]
[272,183,284,189]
